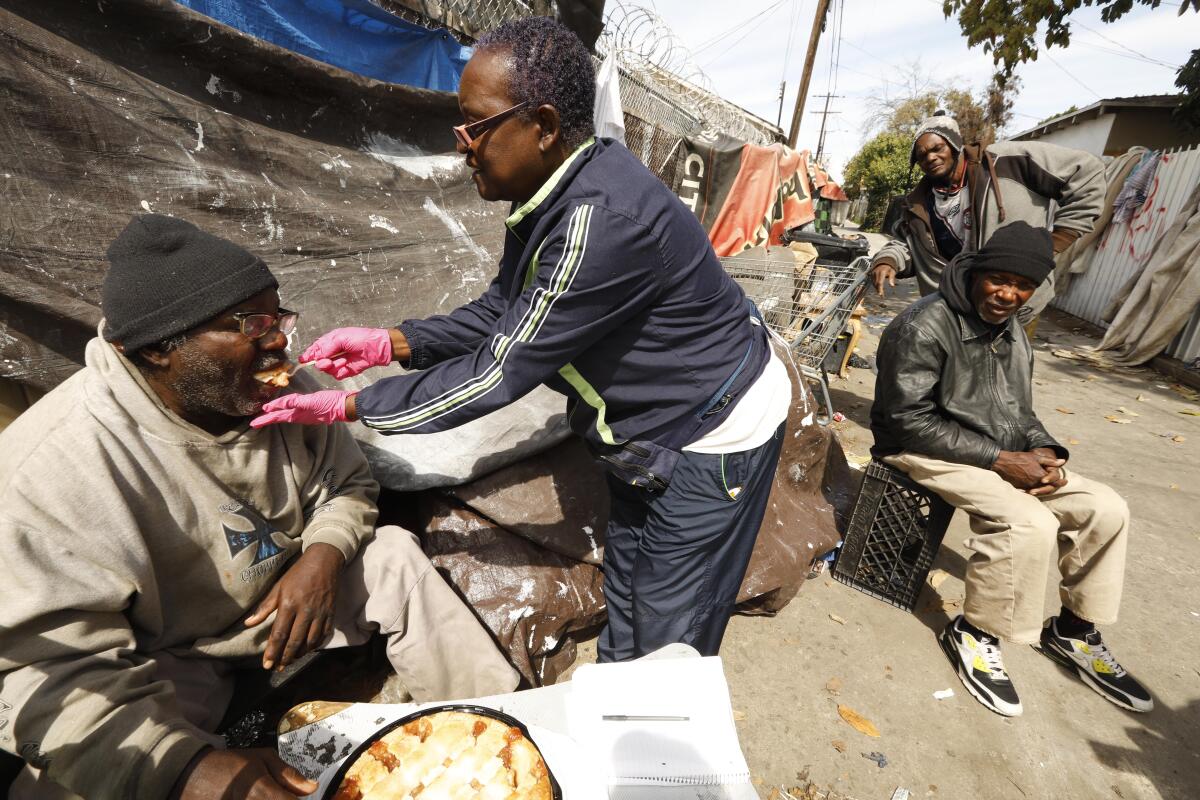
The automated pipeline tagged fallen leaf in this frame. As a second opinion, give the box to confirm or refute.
[825,677,843,694]
[1180,410,1200,416]
[837,704,881,737]
[927,569,950,589]
[1173,435,1186,443]
[732,709,747,721]
[1136,394,1146,402]
[831,739,847,753]
[1170,484,1180,490]
[1067,438,1081,445]
[1055,407,1074,414]
[829,613,846,625]
[1169,384,1200,401]
[1104,415,1133,424]
[1117,406,1139,417]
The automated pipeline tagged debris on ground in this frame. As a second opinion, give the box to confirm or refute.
[932,688,955,700]
[1104,415,1133,424]
[831,739,847,752]
[1055,407,1074,414]
[837,704,881,737]
[825,676,843,695]
[926,569,950,589]
[860,751,888,768]
[922,596,962,613]
[829,613,847,625]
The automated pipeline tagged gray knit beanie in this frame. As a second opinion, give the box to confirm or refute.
[910,111,963,166]
[102,214,278,352]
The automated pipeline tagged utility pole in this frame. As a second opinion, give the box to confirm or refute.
[812,93,842,163]
[775,80,787,128]
[787,0,832,149]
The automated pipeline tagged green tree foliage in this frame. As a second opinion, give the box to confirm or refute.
[942,0,1200,129]
[843,132,912,231]
[866,64,1019,144]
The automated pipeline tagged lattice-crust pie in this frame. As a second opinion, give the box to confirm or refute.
[331,709,555,800]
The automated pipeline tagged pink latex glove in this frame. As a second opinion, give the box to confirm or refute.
[250,389,356,428]
[300,327,393,379]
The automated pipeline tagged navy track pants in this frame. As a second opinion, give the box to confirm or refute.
[597,423,785,662]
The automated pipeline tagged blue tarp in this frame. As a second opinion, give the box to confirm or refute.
[176,0,469,91]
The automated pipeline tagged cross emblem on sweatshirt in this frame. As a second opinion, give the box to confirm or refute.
[222,504,285,566]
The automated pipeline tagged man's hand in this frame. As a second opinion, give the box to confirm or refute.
[171,748,317,799]
[245,543,345,670]
[1028,447,1069,496]
[300,327,393,379]
[992,449,1063,491]
[871,263,897,296]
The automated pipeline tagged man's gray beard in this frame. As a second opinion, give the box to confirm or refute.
[168,342,272,420]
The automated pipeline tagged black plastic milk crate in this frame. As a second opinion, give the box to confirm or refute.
[833,460,955,610]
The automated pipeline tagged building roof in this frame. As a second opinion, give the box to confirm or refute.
[1010,94,1183,141]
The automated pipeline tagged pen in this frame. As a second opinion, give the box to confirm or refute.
[601,715,690,721]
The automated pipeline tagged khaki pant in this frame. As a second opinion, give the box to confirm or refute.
[884,453,1129,644]
[11,525,518,799]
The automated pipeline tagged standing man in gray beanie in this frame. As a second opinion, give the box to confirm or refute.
[870,222,1151,718]
[0,214,517,800]
[870,111,1106,328]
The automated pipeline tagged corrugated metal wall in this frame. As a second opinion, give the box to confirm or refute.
[1052,145,1200,364]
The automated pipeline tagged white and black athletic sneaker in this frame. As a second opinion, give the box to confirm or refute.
[1037,618,1153,713]
[939,615,1023,717]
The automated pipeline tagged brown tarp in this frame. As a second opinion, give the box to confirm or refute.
[415,360,854,685]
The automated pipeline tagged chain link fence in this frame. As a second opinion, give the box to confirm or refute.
[372,0,782,186]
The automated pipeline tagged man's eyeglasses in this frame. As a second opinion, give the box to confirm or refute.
[452,101,530,150]
[231,308,299,340]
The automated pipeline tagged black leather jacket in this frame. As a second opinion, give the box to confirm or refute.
[870,255,1067,468]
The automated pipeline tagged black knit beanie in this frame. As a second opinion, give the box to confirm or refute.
[102,214,278,352]
[967,222,1055,286]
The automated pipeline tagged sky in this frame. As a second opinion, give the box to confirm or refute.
[625,0,1200,180]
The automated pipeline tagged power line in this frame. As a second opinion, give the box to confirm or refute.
[690,0,791,54]
[1043,51,1102,100]
[697,0,793,65]
[1070,18,1182,69]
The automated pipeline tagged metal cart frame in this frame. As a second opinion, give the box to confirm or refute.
[720,251,870,423]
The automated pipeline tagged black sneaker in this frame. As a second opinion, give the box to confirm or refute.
[939,615,1023,717]
[1038,618,1153,712]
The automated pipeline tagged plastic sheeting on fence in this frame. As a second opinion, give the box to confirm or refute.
[176,0,470,91]
[674,136,818,256]
[1096,180,1200,365]
[1051,145,1200,364]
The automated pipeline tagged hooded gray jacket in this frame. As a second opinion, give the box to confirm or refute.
[872,140,1105,321]
[870,257,1067,469]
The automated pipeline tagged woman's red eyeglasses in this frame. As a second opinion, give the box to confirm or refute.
[452,102,531,150]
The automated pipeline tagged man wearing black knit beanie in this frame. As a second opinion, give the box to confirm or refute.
[869,222,1152,718]
[0,215,517,800]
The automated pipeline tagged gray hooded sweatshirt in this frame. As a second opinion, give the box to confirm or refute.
[0,335,378,798]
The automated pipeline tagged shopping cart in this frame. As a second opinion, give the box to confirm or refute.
[720,247,869,423]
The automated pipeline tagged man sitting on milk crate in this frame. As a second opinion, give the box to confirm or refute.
[868,222,1151,718]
